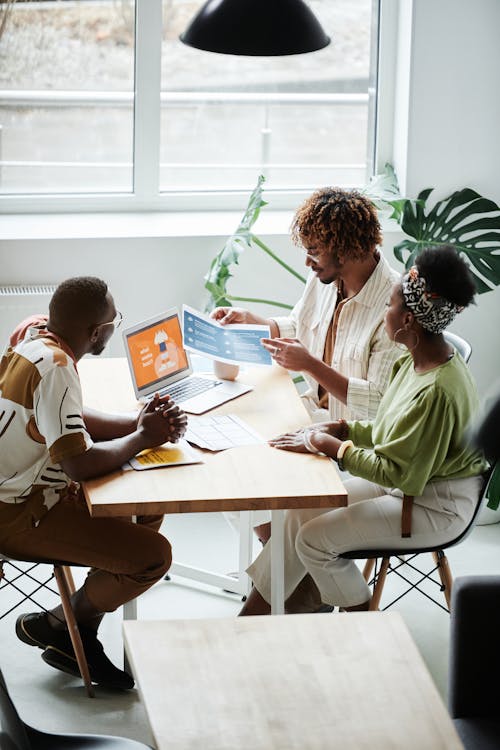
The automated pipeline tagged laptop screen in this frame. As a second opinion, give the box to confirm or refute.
[123,311,190,393]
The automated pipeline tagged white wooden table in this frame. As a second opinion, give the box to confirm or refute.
[124,612,463,750]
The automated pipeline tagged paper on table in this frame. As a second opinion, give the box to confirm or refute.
[182,304,272,366]
[127,439,203,471]
[185,414,265,452]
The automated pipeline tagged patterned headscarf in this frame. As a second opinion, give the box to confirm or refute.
[401,266,464,334]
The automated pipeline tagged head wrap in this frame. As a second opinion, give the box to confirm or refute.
[401,266,463,334]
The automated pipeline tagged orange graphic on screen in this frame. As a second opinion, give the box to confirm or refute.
[127,317,188,389]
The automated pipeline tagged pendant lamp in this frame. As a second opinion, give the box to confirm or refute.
[179,0,331,56]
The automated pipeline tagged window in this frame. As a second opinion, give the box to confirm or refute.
[0,1,135,195]
[0,0,379,212]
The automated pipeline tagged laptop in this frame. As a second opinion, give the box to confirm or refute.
[122,308,253,414]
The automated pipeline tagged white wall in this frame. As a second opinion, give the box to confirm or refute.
[386,0,500,397]
[391,0,500,202]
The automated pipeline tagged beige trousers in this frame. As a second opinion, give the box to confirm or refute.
[248,475,483,609]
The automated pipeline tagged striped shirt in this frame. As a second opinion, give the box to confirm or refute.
[271,254,401,422]
[0,317,93,509]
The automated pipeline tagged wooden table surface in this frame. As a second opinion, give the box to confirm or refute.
[79,358,347,518]
[124,612,462,750]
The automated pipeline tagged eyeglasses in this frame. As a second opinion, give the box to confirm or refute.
[304,247,328,261]
[96,310,123,331]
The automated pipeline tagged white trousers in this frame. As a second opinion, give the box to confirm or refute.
[247,475,483,609]
[223,509,271,534]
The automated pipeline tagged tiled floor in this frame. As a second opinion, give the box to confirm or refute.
[2,510,500,747]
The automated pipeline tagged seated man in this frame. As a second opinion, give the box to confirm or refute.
[0,277,186,690]
[212,188,400,609]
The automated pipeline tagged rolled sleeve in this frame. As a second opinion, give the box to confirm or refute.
[35,364,93,464]
[346,377,380,420]
[270,315,296,339]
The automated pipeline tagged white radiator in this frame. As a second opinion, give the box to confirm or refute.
[0,284,56,347]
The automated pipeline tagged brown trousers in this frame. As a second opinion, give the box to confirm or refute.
[0,488,171,613]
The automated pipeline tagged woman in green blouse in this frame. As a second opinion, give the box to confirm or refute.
[240,245,488,615]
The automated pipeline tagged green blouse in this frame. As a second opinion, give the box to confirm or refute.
[343,352,488,496]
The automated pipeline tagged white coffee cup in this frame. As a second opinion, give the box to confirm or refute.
[213,359,240,381]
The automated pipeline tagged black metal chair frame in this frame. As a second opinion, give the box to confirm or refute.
[0,559,60,621]
[0,556,94,697]
[365,549,453,613]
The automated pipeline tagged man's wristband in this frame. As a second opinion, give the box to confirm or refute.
[336,439,354,471]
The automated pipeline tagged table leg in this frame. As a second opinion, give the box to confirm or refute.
[270,509,285,615]
[123,516,138,672]
[237,511,253,597]
[123,598,137,621]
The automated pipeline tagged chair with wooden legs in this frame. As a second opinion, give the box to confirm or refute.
[0,555,94,697]
[341,466,493,613]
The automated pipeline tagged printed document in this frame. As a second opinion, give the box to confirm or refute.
[182,304,272,366]
[185,414,265,452]
[127,439,202,471]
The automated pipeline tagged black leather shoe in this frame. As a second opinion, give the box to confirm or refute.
[17,612,134,690]
[42,627,135,691]
[16,612,73,656]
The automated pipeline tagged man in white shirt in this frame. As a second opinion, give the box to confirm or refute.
[0,277,187,688]
[212,187,400,611]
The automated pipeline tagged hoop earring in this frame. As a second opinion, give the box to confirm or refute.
[393,327,419,352]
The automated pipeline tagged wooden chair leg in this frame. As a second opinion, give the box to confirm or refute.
[61,565,76,595]
[362,559,375,583]
[53,565,94,698]
[432,550,453,610]
[369,558,390,611]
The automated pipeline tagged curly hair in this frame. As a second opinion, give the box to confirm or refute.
[49,276,109,327]
[290,187,382,262]
[415,245,476,308]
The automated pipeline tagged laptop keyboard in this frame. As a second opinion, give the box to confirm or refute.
[159,376,222,403]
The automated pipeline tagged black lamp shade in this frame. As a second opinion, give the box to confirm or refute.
[180,0,331,56]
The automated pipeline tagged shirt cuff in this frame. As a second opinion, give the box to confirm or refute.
[269,316,295,339]
[346,377,376,420]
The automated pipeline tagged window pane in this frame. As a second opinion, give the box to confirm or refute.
[0,1,135,194]
[160,0,374,193]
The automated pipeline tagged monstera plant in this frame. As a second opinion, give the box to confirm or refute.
[204,169,500,313]
[388,188,500,294]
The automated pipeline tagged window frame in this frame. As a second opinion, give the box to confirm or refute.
[0,0,394,215]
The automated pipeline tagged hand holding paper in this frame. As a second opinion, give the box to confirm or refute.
[182,305,272,366]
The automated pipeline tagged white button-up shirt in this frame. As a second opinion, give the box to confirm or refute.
[271,254,401,422]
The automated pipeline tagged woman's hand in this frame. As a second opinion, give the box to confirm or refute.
[270,424,346,459]
[268,428,310,453]
[261,337,315,373]
[311,420,349,440]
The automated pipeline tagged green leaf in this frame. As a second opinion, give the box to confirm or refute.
[362,162,401,209]
[486,464,500,511]
[391,187,500,293]
[204,174,305,312]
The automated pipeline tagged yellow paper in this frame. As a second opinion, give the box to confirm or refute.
[134,447,184,466]
[129,439,202,471]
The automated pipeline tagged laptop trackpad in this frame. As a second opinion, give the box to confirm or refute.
[181,381,253,414]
